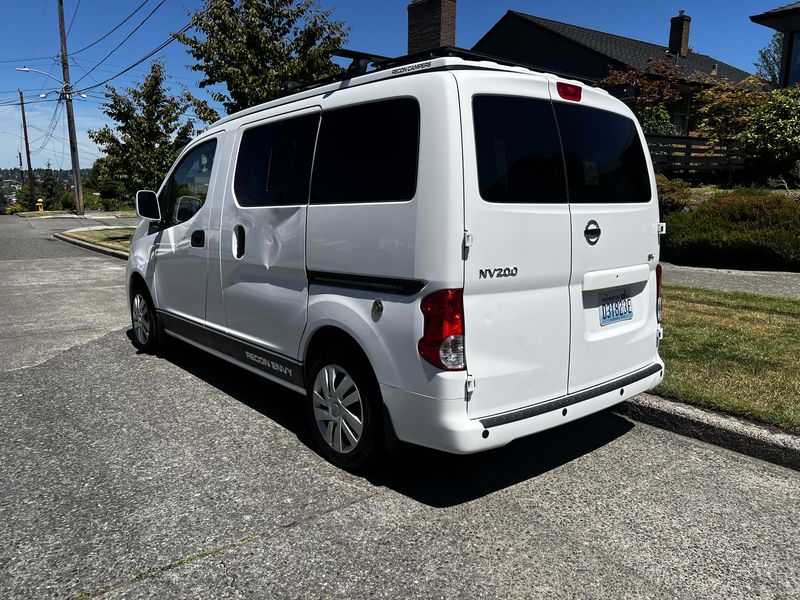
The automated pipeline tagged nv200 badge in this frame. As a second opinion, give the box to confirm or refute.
[479,267,518,279]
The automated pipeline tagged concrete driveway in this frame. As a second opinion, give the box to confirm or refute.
[1,215,798,599]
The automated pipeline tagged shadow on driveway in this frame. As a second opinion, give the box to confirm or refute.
[131,330,634,508]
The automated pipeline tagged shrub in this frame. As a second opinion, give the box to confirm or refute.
[655,174,691,213]
[4,202,25,215]
[663,189,800,271]
[100,197,133,211]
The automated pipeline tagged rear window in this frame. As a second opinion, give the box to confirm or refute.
[473,96,566,203]
[554,102,651,204]
[472,96,651,204]
[310,98,419,204]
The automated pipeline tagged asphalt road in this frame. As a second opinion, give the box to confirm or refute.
[1,214,799,599]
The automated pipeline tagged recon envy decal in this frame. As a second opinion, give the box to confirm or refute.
[245,351,294,378]
[479,267,518,279]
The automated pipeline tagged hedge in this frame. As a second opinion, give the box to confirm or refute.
[662,189,800,271]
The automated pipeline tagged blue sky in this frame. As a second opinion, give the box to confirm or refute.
[0,0,784,170]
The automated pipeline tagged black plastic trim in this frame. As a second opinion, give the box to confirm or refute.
[158,311,303,387]
[307,271,426,295]
[480,363,663,429]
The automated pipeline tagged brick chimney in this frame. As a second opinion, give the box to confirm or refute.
[668,10,691,57]
[407,0,456,55]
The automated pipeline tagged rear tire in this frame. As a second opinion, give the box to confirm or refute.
[306,350,384,471]
[130,285,160,353]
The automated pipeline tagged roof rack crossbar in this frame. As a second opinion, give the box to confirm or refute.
[280,45,597,99]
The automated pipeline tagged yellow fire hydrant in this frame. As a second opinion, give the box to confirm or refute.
[36,199,44,212]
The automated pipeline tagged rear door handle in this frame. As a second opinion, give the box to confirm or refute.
[191,230,205,247]
[233,225,245,259]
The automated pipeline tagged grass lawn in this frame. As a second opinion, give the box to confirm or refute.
[659,284,800,431]
[62,227,135,253]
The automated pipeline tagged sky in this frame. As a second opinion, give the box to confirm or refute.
[0,0,785,171]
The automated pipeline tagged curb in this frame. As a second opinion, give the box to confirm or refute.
[53,232,129,260]
[615,393,800,471]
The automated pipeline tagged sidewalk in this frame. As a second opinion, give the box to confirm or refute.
[52,228,800,471]
[662,262,800,300]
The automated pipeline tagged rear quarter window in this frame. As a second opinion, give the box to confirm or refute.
[310,98,420,205]
[554,102,652,204]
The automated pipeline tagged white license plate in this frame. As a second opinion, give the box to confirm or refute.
[599,288,633,326]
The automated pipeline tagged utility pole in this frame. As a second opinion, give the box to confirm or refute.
[18,90,35,196]
[17,151,25,187]
[57,0,84,215]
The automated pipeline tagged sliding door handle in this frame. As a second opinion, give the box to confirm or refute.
[233,225,245,259]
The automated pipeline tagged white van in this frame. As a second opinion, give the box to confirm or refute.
[127,49,665,470]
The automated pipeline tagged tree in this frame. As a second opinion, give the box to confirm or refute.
[89,61,196,204]
[599,59,683,134]
[39,161,72,210]
[177,0,349,115]
[693,76,766,145]
[754,32,783,89]
[741,86,800,164]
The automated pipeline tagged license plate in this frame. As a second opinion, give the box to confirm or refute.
[599,288,633,326]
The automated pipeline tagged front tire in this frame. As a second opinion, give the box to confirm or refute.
[306,351,383,471]
[130,286,160,353]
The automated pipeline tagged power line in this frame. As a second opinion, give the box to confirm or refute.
[67,0,81,37]
[76,21,194,94]
[71,0,152,55]
[75,0,167,85]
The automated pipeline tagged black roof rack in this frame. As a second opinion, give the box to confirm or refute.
[280,46,595,98]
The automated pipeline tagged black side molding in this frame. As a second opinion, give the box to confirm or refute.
[158,311,304,387]
[480,363,663,429]
[307,271,426,295]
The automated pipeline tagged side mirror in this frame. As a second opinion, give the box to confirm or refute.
[136,190,161,221]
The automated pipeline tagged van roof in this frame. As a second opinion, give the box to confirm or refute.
[210,46,608,130]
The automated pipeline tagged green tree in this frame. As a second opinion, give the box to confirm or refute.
[89,61,196,204]
[38,162,73,210]
[741,86,800,164]
[694,76,766,145]
[754,32,783,89]
[177,0,349,115]
[599,59,683,134]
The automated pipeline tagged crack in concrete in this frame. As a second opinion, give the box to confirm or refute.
[73,491,381,599]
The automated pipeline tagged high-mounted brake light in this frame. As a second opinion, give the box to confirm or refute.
[418,289,465,371]
[656,264,663,323]
[557,82,582,102]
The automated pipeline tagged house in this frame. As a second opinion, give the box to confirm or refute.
[750,3,800,87]
[472,10,751,135]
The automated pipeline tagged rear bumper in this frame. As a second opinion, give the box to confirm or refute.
[382,361,665,454]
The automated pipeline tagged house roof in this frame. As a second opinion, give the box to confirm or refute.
[499,11,751,84]
[750,3,800,30]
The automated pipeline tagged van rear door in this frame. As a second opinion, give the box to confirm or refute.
[458,73,572,419]
[552,89,661,392]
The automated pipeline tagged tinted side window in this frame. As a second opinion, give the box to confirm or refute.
[234,113,319,207]
[310,98,419,205]
[554,103,651,204]
[162,139,217,224]
[472,95,567,204]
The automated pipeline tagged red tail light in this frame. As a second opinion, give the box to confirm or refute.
[418,289,465,371]
[656,264,663,322]
[557,82,582,102]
